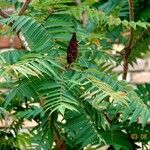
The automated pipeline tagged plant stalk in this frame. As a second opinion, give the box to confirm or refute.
[122,0,134,80]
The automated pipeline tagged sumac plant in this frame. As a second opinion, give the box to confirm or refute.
[67,32,78,68]
[0,0,150,150]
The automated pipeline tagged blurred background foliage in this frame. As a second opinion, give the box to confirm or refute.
[0,0,150,150]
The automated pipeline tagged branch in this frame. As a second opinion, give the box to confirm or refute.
[74,0,88,27]
[0,9,10,18]
[54,135,66,150]
[1,1,32,50]
[81,10,88,27]
[122,0,134,80]
[74,0,81,5]
[54,129,66,150]
[0,9,29,50]
[131,28,148,49]
[18,0,32,16]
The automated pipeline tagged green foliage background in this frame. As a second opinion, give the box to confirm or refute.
[0,0,150,149]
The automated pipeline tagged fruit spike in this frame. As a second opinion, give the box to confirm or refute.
[66,32,78,67]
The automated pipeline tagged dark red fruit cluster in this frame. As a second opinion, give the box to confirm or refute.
[67,32,78,66]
